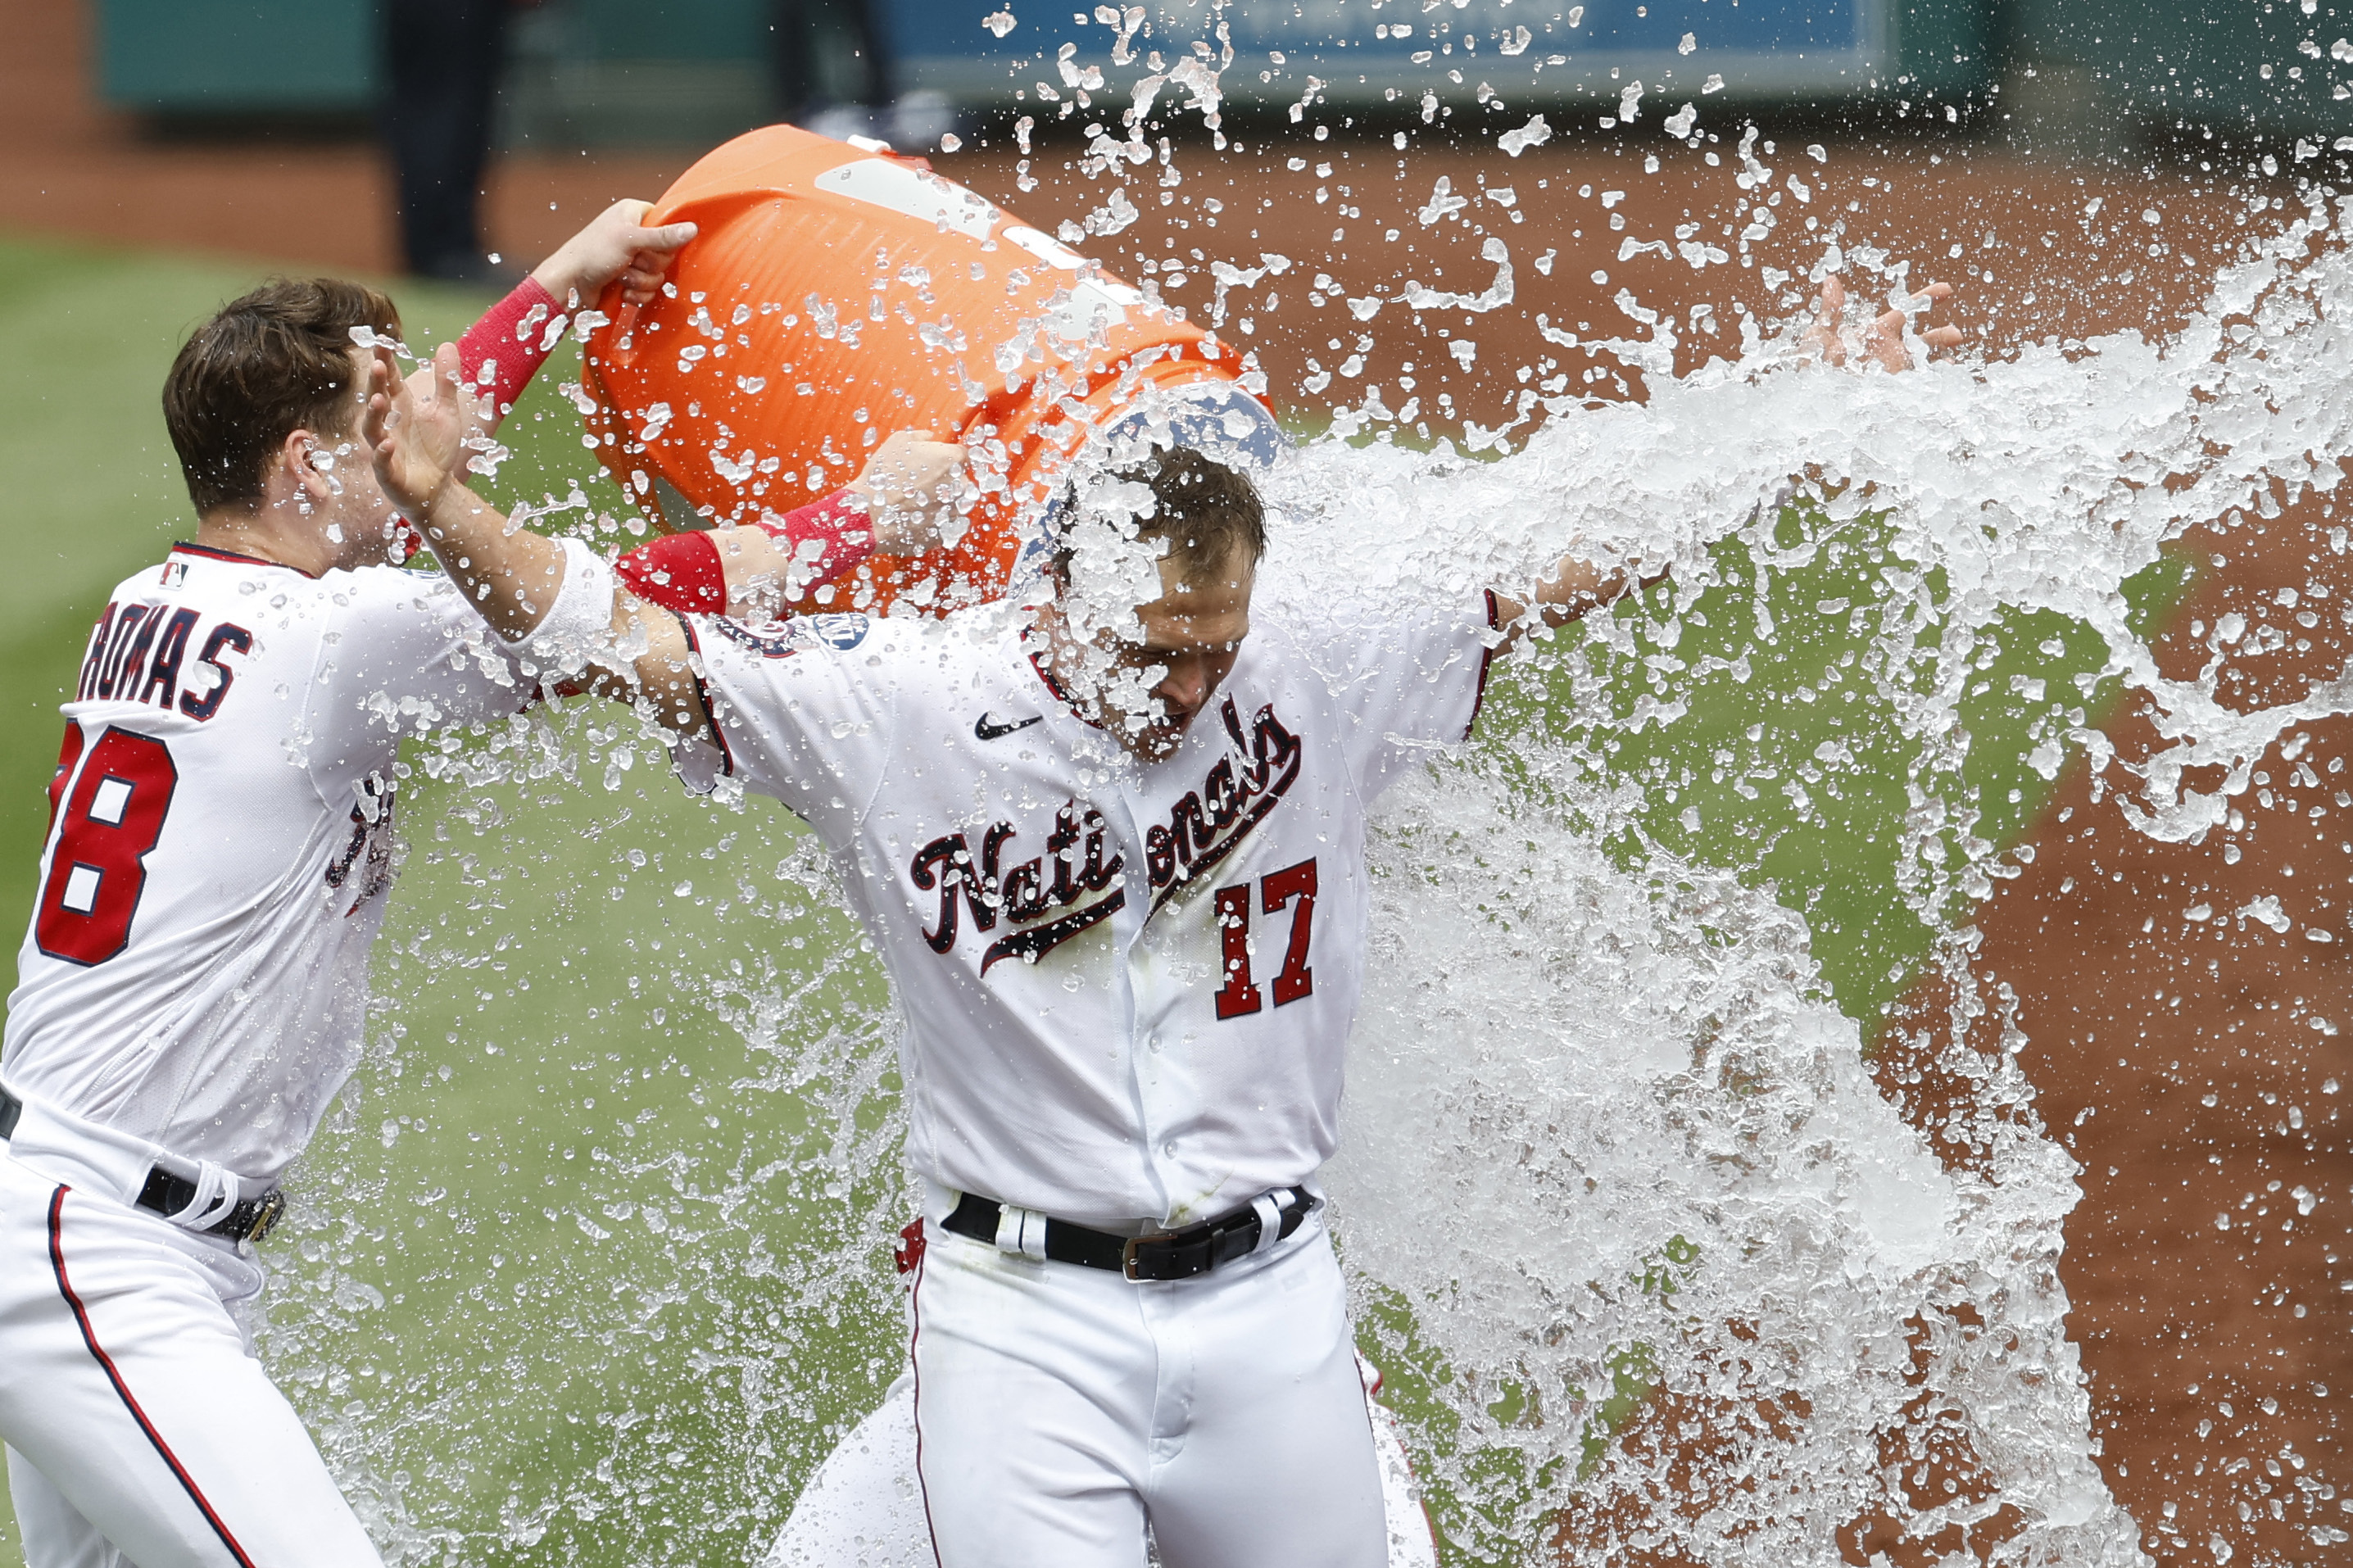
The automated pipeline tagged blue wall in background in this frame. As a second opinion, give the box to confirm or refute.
[88,0,1906,112]
[92,0,2350,135]
[885,0,1893,106]
[99,0,379,111]
[555,0,768,60]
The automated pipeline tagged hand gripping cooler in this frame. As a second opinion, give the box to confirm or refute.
[580,125,1285,618]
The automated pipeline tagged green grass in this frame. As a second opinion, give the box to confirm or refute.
[0,230,2201,1565]
[1493,504,2196,1026]
[274,746,906,1563]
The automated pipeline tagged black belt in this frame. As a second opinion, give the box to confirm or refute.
[1,1086,287,1246]
[134,1167,287,1247]
[943,1186,1314,1282]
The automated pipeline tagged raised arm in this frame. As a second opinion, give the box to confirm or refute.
[426,201,698,437]
[365,342,718,743]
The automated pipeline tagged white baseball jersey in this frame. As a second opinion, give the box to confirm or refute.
[682,587,1496,1228]
[3,543,530,1187]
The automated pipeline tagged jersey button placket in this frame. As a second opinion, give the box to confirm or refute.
[1107,782,1174,1220]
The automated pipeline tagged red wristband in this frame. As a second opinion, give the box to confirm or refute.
[614,490,878,616]
[456,276,564,420]
[615,531,728,614]
[757,489,876,594]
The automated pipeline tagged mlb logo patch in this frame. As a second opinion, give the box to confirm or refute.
[159,561,188,589]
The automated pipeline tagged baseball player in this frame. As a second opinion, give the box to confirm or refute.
[363,323,1668,1566]
[0,200,962,1568]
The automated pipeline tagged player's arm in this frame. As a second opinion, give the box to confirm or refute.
[365,342,719,742]
[430,201,698,437]
[1488,278,1961,642]
[1488,557,1669,649]
[614,431,970,619]
[1799,276,1962,370]
[531,198,698,315]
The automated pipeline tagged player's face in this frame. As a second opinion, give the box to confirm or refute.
[1106,546,1255,760]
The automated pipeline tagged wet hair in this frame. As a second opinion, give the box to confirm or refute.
[162,277,402,516]
[1050,446,1267,586]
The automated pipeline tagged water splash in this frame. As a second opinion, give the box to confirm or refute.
[247,111,2353,1568]
[1252,185,2353,1562]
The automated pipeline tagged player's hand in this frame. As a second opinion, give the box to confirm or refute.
[1800,275,1963,370]
[364,342,470,521]
[1491,556,1671,646]
[399,347,500,469]
[531,199,699,310]
[850,431,972,554]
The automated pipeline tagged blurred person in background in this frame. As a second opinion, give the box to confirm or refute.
[772,0,957,150]
[772,0,891,140]
[383,0,518,282]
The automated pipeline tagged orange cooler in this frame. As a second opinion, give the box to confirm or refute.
[580,124,1283,616]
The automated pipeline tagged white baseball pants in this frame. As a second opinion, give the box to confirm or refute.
[768,1212,1435,1568]
[0,1131,381,1568]
[765,1360,1439,1568]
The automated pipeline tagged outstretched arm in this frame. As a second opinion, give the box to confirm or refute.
[1800,276,1962,371]
[1491,276,1963,642]
[615,431,970,619]
[365,342,717,743]
[1488,557,1668,648]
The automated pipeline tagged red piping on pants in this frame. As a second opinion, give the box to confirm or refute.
[46,1186,259,1568]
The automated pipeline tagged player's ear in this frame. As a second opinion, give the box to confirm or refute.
[279,427,334,510]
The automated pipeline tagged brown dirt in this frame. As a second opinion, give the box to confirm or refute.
[0,0,685,279]
[7,0,2342,1560]
[1892,490,2353,1567]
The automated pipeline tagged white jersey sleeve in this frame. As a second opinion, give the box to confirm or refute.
[679,613,909,846]
[1273,586,1499,800]
[305,564,534,756]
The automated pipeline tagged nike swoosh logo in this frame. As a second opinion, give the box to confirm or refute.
[974,712,1045,741]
